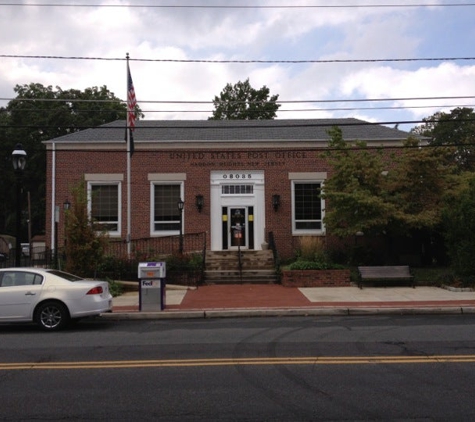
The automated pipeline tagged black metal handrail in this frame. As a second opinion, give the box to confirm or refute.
[237,241,243,283]
[200,235,207,286]
[268,231,281,282]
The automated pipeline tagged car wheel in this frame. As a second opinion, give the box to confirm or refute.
[34,301,70,331]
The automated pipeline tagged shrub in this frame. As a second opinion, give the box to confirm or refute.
[443,177,475,277]
[288,260,345,271]
[97,255,136,281]
[437,272,475,288]
[107,279,124,297]
[166,252,203,272]
[291,236,347,270]
[165,253,204,286]
[64,180,108,277]
[95,251,204,283]
[297,236,327,262]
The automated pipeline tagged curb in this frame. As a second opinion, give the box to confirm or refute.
[118,281,195,292]
[101,306,475,320]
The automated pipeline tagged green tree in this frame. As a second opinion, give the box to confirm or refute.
[209,78,280,120]
[323,127,394,237]
[323,128,455,264]
[387,136,455,232]
[411,107,475,171]
[0,83,140,240]
[64,180,108,277]
[442,175,475,277]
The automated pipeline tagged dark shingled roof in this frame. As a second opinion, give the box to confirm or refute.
[45,118,410,144]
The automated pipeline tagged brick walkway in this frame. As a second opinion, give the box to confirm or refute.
[112,284,475,313]
[167,284,311,310]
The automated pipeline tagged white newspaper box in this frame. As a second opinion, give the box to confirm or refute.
[138,262,166,311]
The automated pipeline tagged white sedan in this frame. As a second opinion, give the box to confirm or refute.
[0,268,112,331]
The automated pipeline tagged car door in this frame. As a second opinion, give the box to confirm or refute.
[0,271,44,320]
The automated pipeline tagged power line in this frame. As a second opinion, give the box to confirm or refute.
[2,95,473,121]
[145,104,475,113]
[1,2,474,8]
[5,104,475,114]
[2,54,475,64]
[2,95,474,105]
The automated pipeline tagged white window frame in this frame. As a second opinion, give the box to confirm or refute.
[87,181,122,237]
[221,184,254,195]
[150,181,184,236]
[290,175,326,235]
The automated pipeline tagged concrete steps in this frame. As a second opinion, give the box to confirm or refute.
[204,250,278,284]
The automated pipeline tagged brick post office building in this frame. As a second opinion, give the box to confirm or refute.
[44,119,409,261]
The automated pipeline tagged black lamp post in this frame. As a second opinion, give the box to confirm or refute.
[177,199,184,254]
[12,144,27,267]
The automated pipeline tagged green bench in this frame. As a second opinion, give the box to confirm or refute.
[357,265,414,289]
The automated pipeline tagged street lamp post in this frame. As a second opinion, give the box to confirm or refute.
[11,144,27,267]
[177,199,184,255]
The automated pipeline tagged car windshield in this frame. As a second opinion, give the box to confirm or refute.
[45,270,84,282]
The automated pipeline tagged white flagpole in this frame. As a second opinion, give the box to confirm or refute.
[127,127,131,256]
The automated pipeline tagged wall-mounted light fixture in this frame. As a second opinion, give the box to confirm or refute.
[195,194,204,213]
[272,194,281,211]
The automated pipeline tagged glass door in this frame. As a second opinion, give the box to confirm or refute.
[229,207,247,249]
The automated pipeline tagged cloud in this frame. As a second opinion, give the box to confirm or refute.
[0,0,473,128]
[341,62,475,118]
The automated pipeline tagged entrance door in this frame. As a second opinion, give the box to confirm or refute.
[211,171,264,251]
[221,206,255,250]
[229,207,247,249]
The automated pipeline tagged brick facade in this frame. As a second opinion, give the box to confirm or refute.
[44,119,410,261]
[47,147,332,259]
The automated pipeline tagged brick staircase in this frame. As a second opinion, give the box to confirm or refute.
[204,250,278,284]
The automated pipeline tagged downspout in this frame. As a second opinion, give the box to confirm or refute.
[51,142,56,252]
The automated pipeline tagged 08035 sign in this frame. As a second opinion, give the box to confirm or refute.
[222,173,253,179]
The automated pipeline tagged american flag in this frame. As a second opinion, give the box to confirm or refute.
[127,62,137,130]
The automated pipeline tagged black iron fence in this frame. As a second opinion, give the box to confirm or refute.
[0,246,54,268]
[268,231,280,265]
[99,232,207,284]
[105,232,207,259]
[0,232,207,286]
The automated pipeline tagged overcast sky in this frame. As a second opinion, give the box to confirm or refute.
[1,0,475,130]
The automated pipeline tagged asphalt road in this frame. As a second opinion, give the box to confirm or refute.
[2,315,475,421]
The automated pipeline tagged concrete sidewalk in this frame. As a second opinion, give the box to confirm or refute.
[104,284,475,320]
